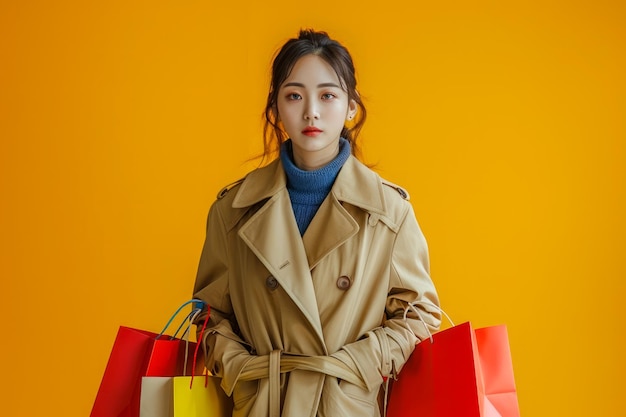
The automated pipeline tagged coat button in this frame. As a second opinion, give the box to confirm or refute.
[336,275,351,290]
[266,275,279,291]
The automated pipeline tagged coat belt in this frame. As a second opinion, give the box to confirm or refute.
[237,350,368,416]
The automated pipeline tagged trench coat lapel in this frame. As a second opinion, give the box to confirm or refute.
[302,195,359,269]
[303,156,387,268]
[233,160,327,350]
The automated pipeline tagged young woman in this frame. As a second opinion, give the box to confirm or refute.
[193,29,440,417]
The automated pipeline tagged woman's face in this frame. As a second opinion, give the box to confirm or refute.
[277,54,356,170]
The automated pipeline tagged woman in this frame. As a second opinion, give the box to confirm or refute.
[193,29,440,417]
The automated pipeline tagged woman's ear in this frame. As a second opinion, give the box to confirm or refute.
[346,99,357,120]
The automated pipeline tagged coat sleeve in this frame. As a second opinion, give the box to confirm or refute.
[332,202,441,391]
[192,201,254,396]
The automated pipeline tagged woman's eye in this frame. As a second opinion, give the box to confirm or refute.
[287,93,302,100]
[322,93,336,100]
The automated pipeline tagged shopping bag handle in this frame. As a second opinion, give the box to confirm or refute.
[180,308,208,375]
[176,304,210,385]
[403,299,454,343]
[154,299,211,387]
[172,309,201,340]
[156,298,207,340]
[188,305,210,388]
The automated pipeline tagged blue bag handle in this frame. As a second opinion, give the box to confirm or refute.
[156,298,207,340]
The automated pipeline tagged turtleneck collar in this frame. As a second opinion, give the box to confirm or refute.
[280,138,351,197]
[279,137,351,234]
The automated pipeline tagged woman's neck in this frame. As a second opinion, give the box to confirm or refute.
[291,143,341,171]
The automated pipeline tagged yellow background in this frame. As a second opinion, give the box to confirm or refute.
[1,1,624,416]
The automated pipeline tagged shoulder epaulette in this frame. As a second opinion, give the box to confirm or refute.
[382,181,410,200]
[216,178,245,199]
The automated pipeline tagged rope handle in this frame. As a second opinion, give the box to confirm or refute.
[182,308,203,376]
[189,305,210,388]
[171,309,201,340]
[156,298,207,340]
[403,298,454,343]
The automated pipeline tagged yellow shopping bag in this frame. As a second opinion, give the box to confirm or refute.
[172,375,233,417]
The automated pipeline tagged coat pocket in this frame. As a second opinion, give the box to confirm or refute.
[319,378,380,417]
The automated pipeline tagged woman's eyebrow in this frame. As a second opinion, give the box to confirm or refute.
[282,82,341,88]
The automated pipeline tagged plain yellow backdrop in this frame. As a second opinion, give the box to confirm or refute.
[1,0,624,416]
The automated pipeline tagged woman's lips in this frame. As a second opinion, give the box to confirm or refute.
[302,127,322,137]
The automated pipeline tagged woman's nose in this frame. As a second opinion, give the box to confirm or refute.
[303,101,320,120]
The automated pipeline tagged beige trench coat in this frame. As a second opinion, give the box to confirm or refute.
[193,155,440,417]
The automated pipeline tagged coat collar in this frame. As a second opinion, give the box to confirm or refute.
[232,155,388,217]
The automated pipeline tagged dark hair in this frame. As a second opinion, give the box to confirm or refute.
[261,29,367,165]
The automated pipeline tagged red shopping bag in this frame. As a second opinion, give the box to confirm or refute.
[91,300,207,417]
[386,322,520,417]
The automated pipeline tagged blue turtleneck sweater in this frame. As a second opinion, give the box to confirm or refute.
[280,138,351,235]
